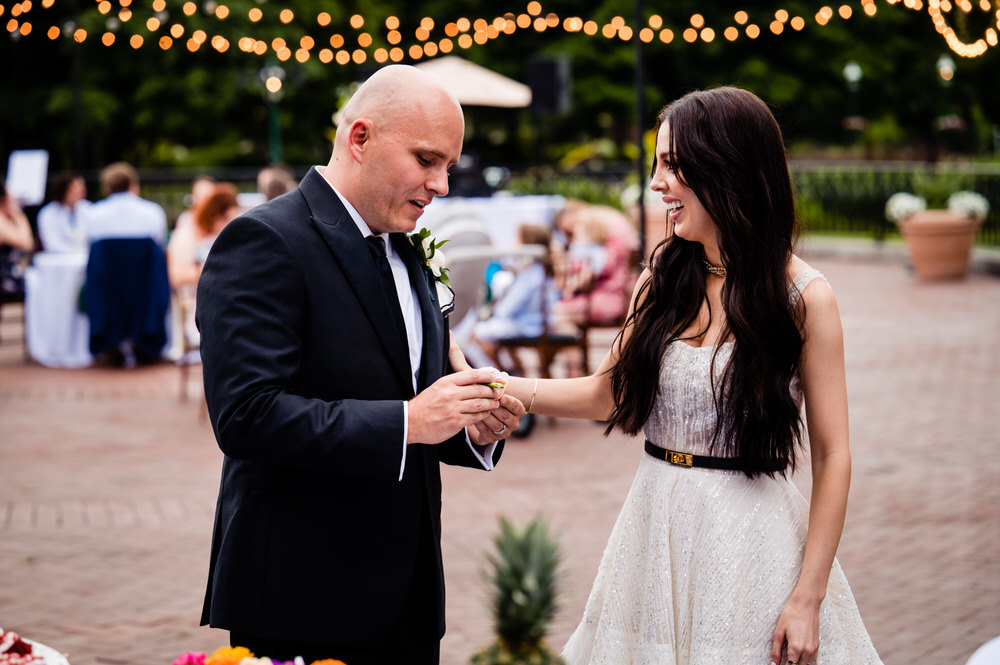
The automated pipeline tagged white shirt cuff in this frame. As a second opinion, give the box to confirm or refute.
[466,428,498,471]
[399,400,409,481]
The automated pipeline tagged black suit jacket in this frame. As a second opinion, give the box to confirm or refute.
[197,167,502,647]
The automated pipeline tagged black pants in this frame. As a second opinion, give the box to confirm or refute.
[231,529,441,665]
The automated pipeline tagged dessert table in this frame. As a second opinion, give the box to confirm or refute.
[24,251,93,368]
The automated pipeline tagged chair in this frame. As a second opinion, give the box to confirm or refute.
[433,217,496,324]
[0,245,32,360]
[495,244,639,380]
[84,237,171,365]
[172,286,202,403]
[494,256,591,380]
[0,289,28,360]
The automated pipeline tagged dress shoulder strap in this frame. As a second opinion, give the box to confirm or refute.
[788,267,826,305]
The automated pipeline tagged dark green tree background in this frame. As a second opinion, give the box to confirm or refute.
[2,0,997,172]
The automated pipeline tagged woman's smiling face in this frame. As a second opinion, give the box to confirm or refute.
[650,120,718,248]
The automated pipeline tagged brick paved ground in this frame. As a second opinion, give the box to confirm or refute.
[1,255,998,665]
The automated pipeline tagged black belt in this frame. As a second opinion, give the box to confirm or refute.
[644,439,744,471]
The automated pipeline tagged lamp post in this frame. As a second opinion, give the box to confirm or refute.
[841,60,865,133]
[260,65,285,165]
[934,53,963,150]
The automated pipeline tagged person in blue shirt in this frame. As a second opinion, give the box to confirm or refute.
[462,224,558,370]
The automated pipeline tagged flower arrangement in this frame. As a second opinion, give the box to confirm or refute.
[884,192,927,224]
[409,227,450,287]
[173,647,345,665]
[946,190,990,221]
[885,184,988,281]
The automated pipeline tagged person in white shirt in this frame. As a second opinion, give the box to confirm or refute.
[82,162,167,246]
[37,173,91,252]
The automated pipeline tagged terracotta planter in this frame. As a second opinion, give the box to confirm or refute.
[897,209,983,281]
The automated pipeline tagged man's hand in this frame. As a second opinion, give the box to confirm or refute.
[468,394,526,445]
[408,368,506,444]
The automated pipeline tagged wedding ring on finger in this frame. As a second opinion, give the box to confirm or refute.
[491,424,507,435]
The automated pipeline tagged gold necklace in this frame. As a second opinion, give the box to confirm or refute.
[703,259,727,277]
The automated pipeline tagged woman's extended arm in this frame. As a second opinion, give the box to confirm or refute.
[771,276,852,665]
[452,269,652,423]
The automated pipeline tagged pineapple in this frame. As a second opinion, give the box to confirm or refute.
[470,516,565,665]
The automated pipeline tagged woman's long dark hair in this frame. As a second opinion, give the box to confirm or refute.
[606,87,804,478]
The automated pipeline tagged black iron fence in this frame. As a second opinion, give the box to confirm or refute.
[791,161,1000,246]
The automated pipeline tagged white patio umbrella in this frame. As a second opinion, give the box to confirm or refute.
[414,55,532,108]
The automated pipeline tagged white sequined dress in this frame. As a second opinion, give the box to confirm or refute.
[562,270,882,665]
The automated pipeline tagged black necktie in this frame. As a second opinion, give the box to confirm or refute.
[366,234,409,344]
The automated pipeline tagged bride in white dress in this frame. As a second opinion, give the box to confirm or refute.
[456,87,882,665]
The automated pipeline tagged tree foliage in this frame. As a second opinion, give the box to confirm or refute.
[2,0,997,172]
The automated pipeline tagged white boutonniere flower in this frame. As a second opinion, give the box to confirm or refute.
[409,227,451,287]
[409,227,455,314]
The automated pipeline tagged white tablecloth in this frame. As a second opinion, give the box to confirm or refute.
[25,251,93,368]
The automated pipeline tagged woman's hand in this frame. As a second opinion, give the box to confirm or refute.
[770,592,821,665]
[448,331,473,371]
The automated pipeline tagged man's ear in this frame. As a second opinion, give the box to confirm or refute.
[347,119,371,162]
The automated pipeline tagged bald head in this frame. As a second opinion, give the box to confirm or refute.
[325,65,466,234]
[336,65,463,147]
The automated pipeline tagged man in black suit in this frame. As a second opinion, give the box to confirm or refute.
[196,65,523,665]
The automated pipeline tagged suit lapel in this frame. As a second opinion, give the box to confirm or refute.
[300,168,413,395]
[393,233,444,389]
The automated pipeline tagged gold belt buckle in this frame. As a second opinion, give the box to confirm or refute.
[669,450,693,467]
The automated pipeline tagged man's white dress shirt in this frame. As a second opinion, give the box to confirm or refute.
[321,172,498,480]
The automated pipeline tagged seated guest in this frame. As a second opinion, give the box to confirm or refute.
[82,162,170,367]
[168,182,240,290]
[0,182,35,300]
[82,162,167,246]
[37,173,90,252]
[459,224,558,371]
[172,174,216,236]
[167,182,241,353]
[552,202,637,328]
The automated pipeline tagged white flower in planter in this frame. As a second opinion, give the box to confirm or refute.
[885,192,927,223]
[947,191,990,221]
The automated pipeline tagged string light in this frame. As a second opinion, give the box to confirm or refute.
[15,1,996,62]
